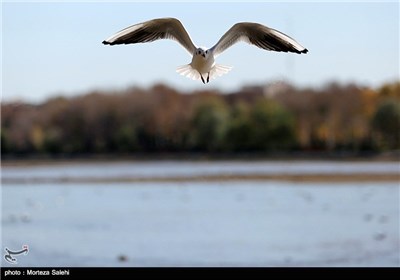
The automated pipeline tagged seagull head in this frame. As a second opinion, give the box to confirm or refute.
[195,47,209,59]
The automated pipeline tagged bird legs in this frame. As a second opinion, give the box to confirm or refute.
[200,72,210,84]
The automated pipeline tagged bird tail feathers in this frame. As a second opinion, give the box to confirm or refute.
[176,64,201,80]
[176,64,232,81]
[209,64,232,80]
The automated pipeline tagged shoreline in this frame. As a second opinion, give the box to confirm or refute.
[2,173,399,184]
[2,151,400,166]
[2,156,398,183]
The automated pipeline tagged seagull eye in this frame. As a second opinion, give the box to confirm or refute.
[206,50,208,54]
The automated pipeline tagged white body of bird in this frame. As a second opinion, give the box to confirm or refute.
[191,48,214,76]
[176,47,231,83]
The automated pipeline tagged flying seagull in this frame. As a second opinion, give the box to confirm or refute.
[102,18,308,84]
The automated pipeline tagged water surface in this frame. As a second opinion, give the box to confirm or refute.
[1,161,399,266]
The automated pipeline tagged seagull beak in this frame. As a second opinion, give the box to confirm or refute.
[202,54,206,58]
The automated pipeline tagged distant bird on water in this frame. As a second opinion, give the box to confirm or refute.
[102,18,308,84]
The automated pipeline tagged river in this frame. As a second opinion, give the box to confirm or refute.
[1,160,399,266]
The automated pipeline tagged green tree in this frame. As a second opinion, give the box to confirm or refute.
[372,99,400,150]
[190,97,229,151]
[225,102,253,151]
[43,127,63,154]
[114,124,139,152]
[1,129,9,153]
[248,100,296,151]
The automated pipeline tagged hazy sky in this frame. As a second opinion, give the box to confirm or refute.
[2,1,399,102]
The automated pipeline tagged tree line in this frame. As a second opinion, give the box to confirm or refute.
[1,81,399,155]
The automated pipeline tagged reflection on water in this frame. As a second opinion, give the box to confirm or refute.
[1,161,399,267]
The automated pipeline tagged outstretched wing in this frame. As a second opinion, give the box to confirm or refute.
[210,22,308,57]
[102,18,197,55]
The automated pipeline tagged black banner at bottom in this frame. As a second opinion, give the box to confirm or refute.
[0,267,396,278]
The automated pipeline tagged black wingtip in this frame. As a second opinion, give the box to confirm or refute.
[302,48,309,54]
[102,40,111,45]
